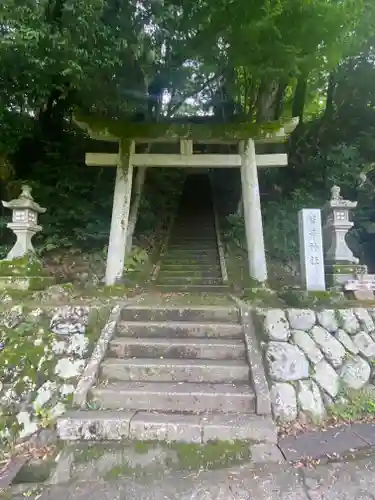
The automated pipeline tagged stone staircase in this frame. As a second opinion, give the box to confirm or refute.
[156,173,225,292]
[58,303,276,445]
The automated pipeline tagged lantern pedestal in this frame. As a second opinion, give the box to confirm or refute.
[5,224,42,260]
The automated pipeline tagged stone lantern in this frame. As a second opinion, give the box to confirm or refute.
[2,185,46,260]
[323,185,366,285]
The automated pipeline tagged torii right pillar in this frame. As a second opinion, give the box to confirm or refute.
[240,139,268,283]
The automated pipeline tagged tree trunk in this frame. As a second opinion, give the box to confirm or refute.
[125,166,147,255]
[274,80,288,120]
[323,72,335,120]
[292,74,308,123]
[236,195,243,217]
[256,79,279,123]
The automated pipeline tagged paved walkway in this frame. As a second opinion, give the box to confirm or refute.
[8,452,375,499]
[278,421,375,462]
[4,421,375,499]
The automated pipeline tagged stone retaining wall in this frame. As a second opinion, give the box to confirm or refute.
[0,304,109,441]
[255,307,375,422]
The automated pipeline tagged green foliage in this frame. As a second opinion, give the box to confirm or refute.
[329,387,375,421]
[124,246,149,273]
[225,139,369,265]
[0,0,374,278]
[279,289,346,308]
[0,254,47,277]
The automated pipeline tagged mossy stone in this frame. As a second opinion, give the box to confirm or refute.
[74,113,289,141]
[0,255,54,291]
[0,255,48,277]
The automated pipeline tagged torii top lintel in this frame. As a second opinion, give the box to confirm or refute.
[74,113,299,144]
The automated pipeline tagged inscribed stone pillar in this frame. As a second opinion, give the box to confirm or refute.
[298,208,326,291]
[105,140,134,286]
[240,139,267,283]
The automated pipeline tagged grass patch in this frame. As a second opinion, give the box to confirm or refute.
[73,443,108,464]
[241,286,285,307]
[70,440,252,481]
[134,441,155,454]
[328,387,375,421]
[85,306,111,353]
[278,288,347,308]
[104,463,142,480]
[168,440,251,470]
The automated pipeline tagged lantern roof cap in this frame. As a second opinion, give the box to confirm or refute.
[2,185,46,213]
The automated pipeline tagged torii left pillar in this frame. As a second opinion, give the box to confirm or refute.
[105,140,134,285]
[240,139,268,283]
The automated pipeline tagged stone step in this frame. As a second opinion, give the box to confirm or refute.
[100,358,249,383]
[173,222,214,225]
[168,236,217,241]
[171,235,216,238]
[168,240,217,246]
[91,381,256,413]
[160,263,218,270]
[167,245,218,251]
[108,337,246,360]
[120,306,240,323]
[158,277,222,285]
[164,259,219,266]
[116,320,242,338]
[158,270,221,278]
[57,410,277,444]
[172,223,215,227]
[163,253,219,259]
[162,259,220,266]
[169,233,216,237]
[154,284,229,294]
[166,250,219,257]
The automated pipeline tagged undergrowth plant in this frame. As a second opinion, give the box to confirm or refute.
[329,387,375,421]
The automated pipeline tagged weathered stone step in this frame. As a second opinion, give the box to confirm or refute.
[91,381,256,413]
[163,252,219,258]
[170,234,216,237]
[169,233,216,237]
[158,269,221,278]
[108,337,246,360]
[164,259,219,266]
[160,263,218,270]
[58,410,276,444]
[117,320,242,338]
[168,236,217,241]
[154,284,229,293]
[168,241,217,246]
[166,250,219,257]
[120,306,240,323]
[171,222,214,226]
[162,259,220,266]
[101,358,249,383]
[167,245,218,251]
[172,222,214,227]
[159,277,222,285]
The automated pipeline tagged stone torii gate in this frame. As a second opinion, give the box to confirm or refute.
[75,116,298,286]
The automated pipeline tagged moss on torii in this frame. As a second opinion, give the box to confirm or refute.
[74,112,298,142]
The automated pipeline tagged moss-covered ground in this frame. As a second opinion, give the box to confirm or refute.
[70,440,252,481]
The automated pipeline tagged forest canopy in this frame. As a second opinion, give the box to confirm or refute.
[1,0,375,273]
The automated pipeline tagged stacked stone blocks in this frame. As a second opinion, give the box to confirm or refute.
[257,307,375,422]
